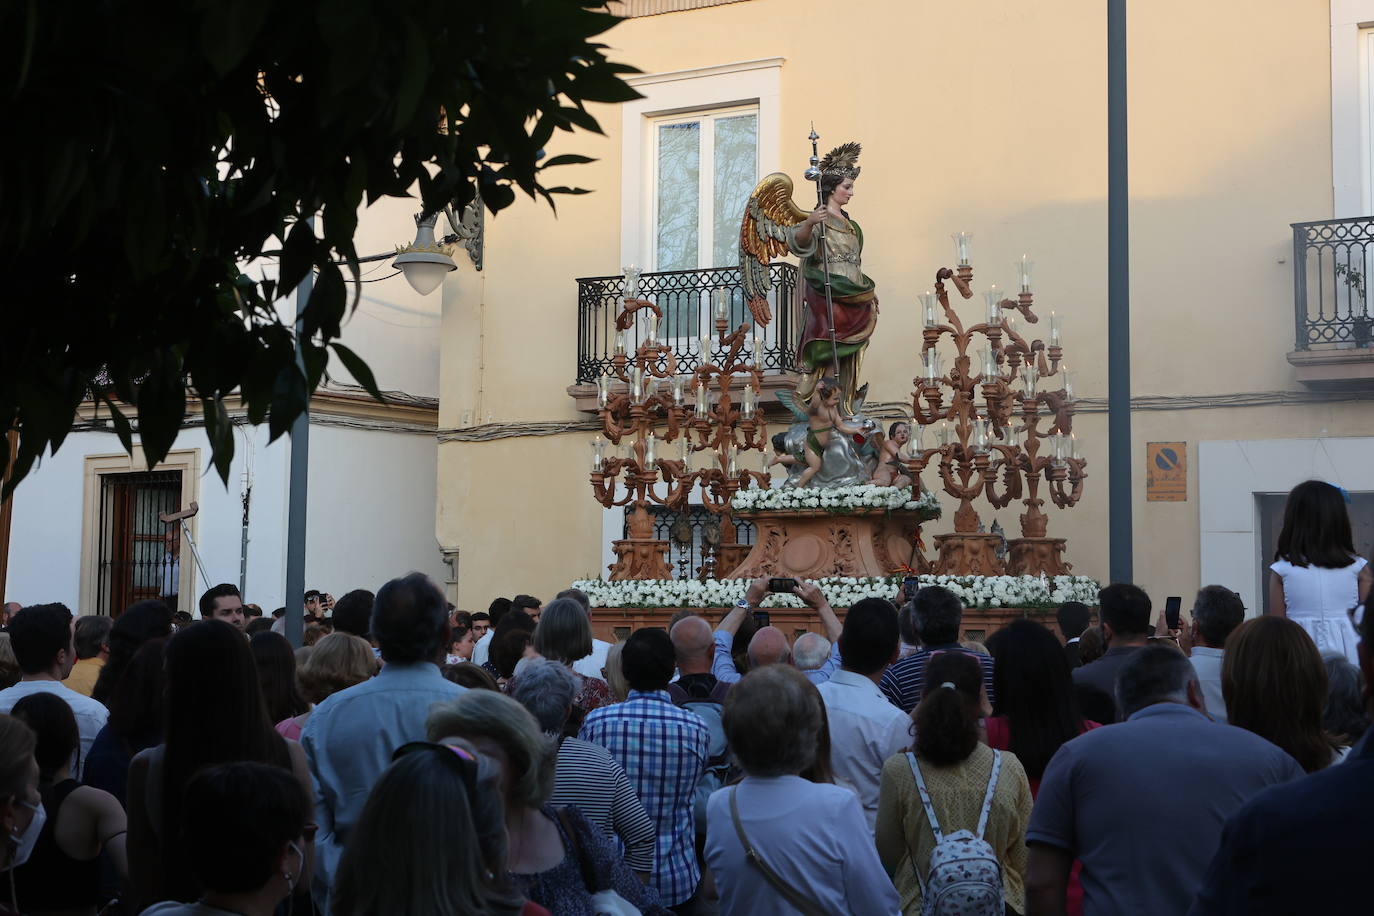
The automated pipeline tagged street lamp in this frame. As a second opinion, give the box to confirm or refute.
[392,211,457,295]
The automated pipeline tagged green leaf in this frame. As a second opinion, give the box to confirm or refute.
[330,342,383,400]
[541,153,596,168]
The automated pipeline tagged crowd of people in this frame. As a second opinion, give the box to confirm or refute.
[0,478,1370,915]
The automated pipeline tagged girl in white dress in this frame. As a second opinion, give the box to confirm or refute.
[1269,480,1372,665]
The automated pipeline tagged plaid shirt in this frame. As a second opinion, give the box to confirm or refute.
[579,689,709,905]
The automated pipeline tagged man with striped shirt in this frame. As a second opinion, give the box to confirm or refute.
[879,585,995,713]
[581,628,710,912]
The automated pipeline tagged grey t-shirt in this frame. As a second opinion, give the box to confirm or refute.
[1027,703,1304,916]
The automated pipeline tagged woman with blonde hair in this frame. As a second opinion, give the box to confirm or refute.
[332,741,541,916]
[277,632,378,740]
[426,690,667,916]
[603,640,628,702]
[1223,615,1344,772]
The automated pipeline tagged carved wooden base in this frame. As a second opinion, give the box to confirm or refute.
[608,539,673,581]
[1006,537,1071,576]
[715,544,751,579]
[728,509,931,580]
[933,533,1007,576]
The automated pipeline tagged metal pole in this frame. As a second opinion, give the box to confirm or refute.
[284,225,313,648]
[1107,0,1133,583]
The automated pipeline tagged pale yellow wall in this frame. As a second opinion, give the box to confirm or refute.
[437,0,1353,608]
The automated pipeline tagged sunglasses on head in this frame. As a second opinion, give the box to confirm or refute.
[392,741,479,796]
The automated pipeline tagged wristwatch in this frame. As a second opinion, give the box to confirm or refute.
[735,598,751,611]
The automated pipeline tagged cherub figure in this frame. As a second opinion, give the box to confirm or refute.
[869,421,914,489]
[798,377,872,488]
[767,432,798,472]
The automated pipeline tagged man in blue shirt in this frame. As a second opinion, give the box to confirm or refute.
[1189,606,1374,914]
[880,585,995,712]
[581,627,709,911]
[301,573,464,905]
[711,577,843,686]
[1024,646,1303,916]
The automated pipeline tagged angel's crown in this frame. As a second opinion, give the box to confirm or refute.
[820,141,862,180]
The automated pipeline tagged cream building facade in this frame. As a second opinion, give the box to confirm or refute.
[432,0,1371,613]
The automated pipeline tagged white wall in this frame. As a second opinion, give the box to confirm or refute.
[302,423,447,599]
[3,421,442,614]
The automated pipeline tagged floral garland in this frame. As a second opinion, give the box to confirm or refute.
[730,484,942,515]
[571,574,1100,611]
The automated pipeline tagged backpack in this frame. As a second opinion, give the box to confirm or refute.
[906,750,1005,916]
[682,698,730,835]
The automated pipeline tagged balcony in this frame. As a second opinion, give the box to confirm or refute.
[567,263,802,411]
[1289,217,1374,388]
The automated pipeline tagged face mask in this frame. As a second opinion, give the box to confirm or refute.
[7,801,45,870]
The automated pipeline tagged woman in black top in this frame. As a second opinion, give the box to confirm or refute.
[9,692,128,916]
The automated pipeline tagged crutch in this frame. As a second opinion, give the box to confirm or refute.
[159,502,210,599]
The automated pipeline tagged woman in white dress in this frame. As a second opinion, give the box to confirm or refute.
[1269,480,1372,665]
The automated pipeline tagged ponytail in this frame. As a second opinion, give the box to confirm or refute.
[913,652,983,766]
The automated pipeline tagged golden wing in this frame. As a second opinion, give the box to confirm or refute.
[739,172,809,325]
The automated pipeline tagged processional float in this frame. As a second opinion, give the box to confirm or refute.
[589,131,1086,581]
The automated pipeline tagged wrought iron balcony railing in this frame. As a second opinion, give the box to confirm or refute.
[1292,217,1374,349]
[575,263,799,385]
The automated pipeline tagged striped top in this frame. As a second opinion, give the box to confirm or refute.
[879,644,997,713]
[549,737,657,873]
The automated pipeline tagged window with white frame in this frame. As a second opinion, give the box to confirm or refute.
[649,107,759,336]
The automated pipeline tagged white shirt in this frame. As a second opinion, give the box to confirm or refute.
[706,775,900,916]
[1188,646,1228,724]
[572,637,612,680]
[815,668,912,831]
[0,679,109,778]
[470,630,494,667]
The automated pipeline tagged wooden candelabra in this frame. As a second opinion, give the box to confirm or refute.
[590,298,769,580]
[904,248,1088,576]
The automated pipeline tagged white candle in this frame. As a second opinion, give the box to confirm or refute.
[645,433,657,467]
[1049,311,1061,346]
[614,330,626,355]
[714,288,728,321]
[597,372,610,408]
[645,312,659,346]
[742,386,756,418]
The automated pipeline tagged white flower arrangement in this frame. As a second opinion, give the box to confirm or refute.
[571,573,1100,611]
[730,484,942,516]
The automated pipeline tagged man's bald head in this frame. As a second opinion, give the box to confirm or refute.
[747,626,790,668]
[793,632,831,671]
[671,615,714,675]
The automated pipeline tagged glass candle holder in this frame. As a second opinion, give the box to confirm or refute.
[984,286,1002,326]
[921,291,939,328]
[952,232,973,266]
[622,264,641,300]
[1017,255,1034,293]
